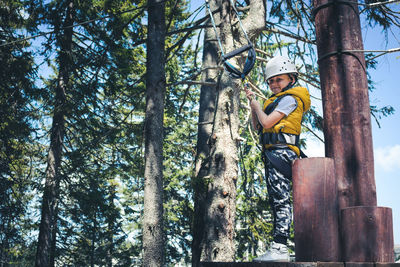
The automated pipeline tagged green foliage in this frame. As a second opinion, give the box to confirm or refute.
[1,0,399,265]
[0,1,42,265]
[362,0,398,30]
[162,2,199,262]
[235,139,274,261]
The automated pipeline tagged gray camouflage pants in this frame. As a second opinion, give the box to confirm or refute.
[264,147,298,239]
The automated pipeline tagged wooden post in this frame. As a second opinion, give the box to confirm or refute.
[313,0,377,210]
[312,0,396,262]
[341,206,394,262]
[292,157,340,262]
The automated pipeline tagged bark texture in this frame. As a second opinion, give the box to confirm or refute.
[143,0,166,266]
[193,0,266,264]
[35,2,74,266]
[313,0,377,210]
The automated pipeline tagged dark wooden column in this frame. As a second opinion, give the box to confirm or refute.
[312,0,394,262]
[313,0,377,209]
[293,158,340,262]
[341,207,394,262]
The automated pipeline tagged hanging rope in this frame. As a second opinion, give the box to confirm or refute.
[205,0,256,80]
[312,0,400,20]
[360,0,400,7]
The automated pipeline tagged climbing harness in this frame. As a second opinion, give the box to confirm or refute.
[259,95,301,151]
[205,0,256,80]
[259,86,310,175]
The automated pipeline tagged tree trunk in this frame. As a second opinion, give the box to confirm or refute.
[106,189,115,267]
[106,190,115,267]
[106,151,116,267]
[193,0,266,264]
[0,234,9,267]
[91,216,97,267]
[142,0,166,266]
[192,0,220,264]
[35,1,74,267]
[49,203,58,267]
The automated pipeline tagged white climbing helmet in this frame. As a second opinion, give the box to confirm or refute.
[265,55,298,81]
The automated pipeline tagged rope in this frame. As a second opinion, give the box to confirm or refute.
[318,49,367,73]
[228,0,252,44]
[366,47,400,61]
[312,0,400,21]
[204,0,256,80]
[204,0,253,54]
[312,0,359,21]
[204,0,225,56]
[318,47,400,71]
[360,0,400,7]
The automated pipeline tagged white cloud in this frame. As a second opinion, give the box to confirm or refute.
[375,145,400,172]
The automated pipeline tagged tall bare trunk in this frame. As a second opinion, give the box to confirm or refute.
[192,0,266,264]
[192,1,220,265]
[142,0,166,266]
[106,188,115,267]
[35,1,74,266]
[106,150,116,267]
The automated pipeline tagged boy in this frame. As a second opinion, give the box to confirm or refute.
[245,56,310,262]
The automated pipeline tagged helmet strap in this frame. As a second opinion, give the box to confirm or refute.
[282,74,297,92]
[281,83,294,92]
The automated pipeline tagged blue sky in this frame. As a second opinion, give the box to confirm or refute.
[366,24,400,244]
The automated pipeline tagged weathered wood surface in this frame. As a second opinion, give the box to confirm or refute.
[313,0,377,211]
[292,157,340,262]
[200,262,400,267]
[341,206,394,262]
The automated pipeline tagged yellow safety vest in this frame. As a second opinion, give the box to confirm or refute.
[262,86,311,156]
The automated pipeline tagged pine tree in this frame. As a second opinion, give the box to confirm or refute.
[0,1,41,266]
[142,0,166,266]
[192,0,266,264]
[0,0,399,265]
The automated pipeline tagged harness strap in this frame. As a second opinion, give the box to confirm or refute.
[261,92,309,163]
[223,44,256,79]
[223,43,253,60]
[260,132,300,146]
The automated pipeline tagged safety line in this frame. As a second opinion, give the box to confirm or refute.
[204,0,225,55]
[320,48,400,54]
[360,0,400,7]
[228,0,252,44]
[312,1,359,21]
[366,47,400,61]
[312,0,400,21]
[318,49,367,72]
[318,47,400,71]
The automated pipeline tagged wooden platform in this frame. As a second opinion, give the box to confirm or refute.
[200,262,400,267]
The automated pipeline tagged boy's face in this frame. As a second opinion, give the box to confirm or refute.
[267,74,293,94]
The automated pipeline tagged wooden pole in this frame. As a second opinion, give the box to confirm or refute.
[341,206,394,262]
[312,0,395,262]
[293,158,340,262]
[313,0,377,210]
